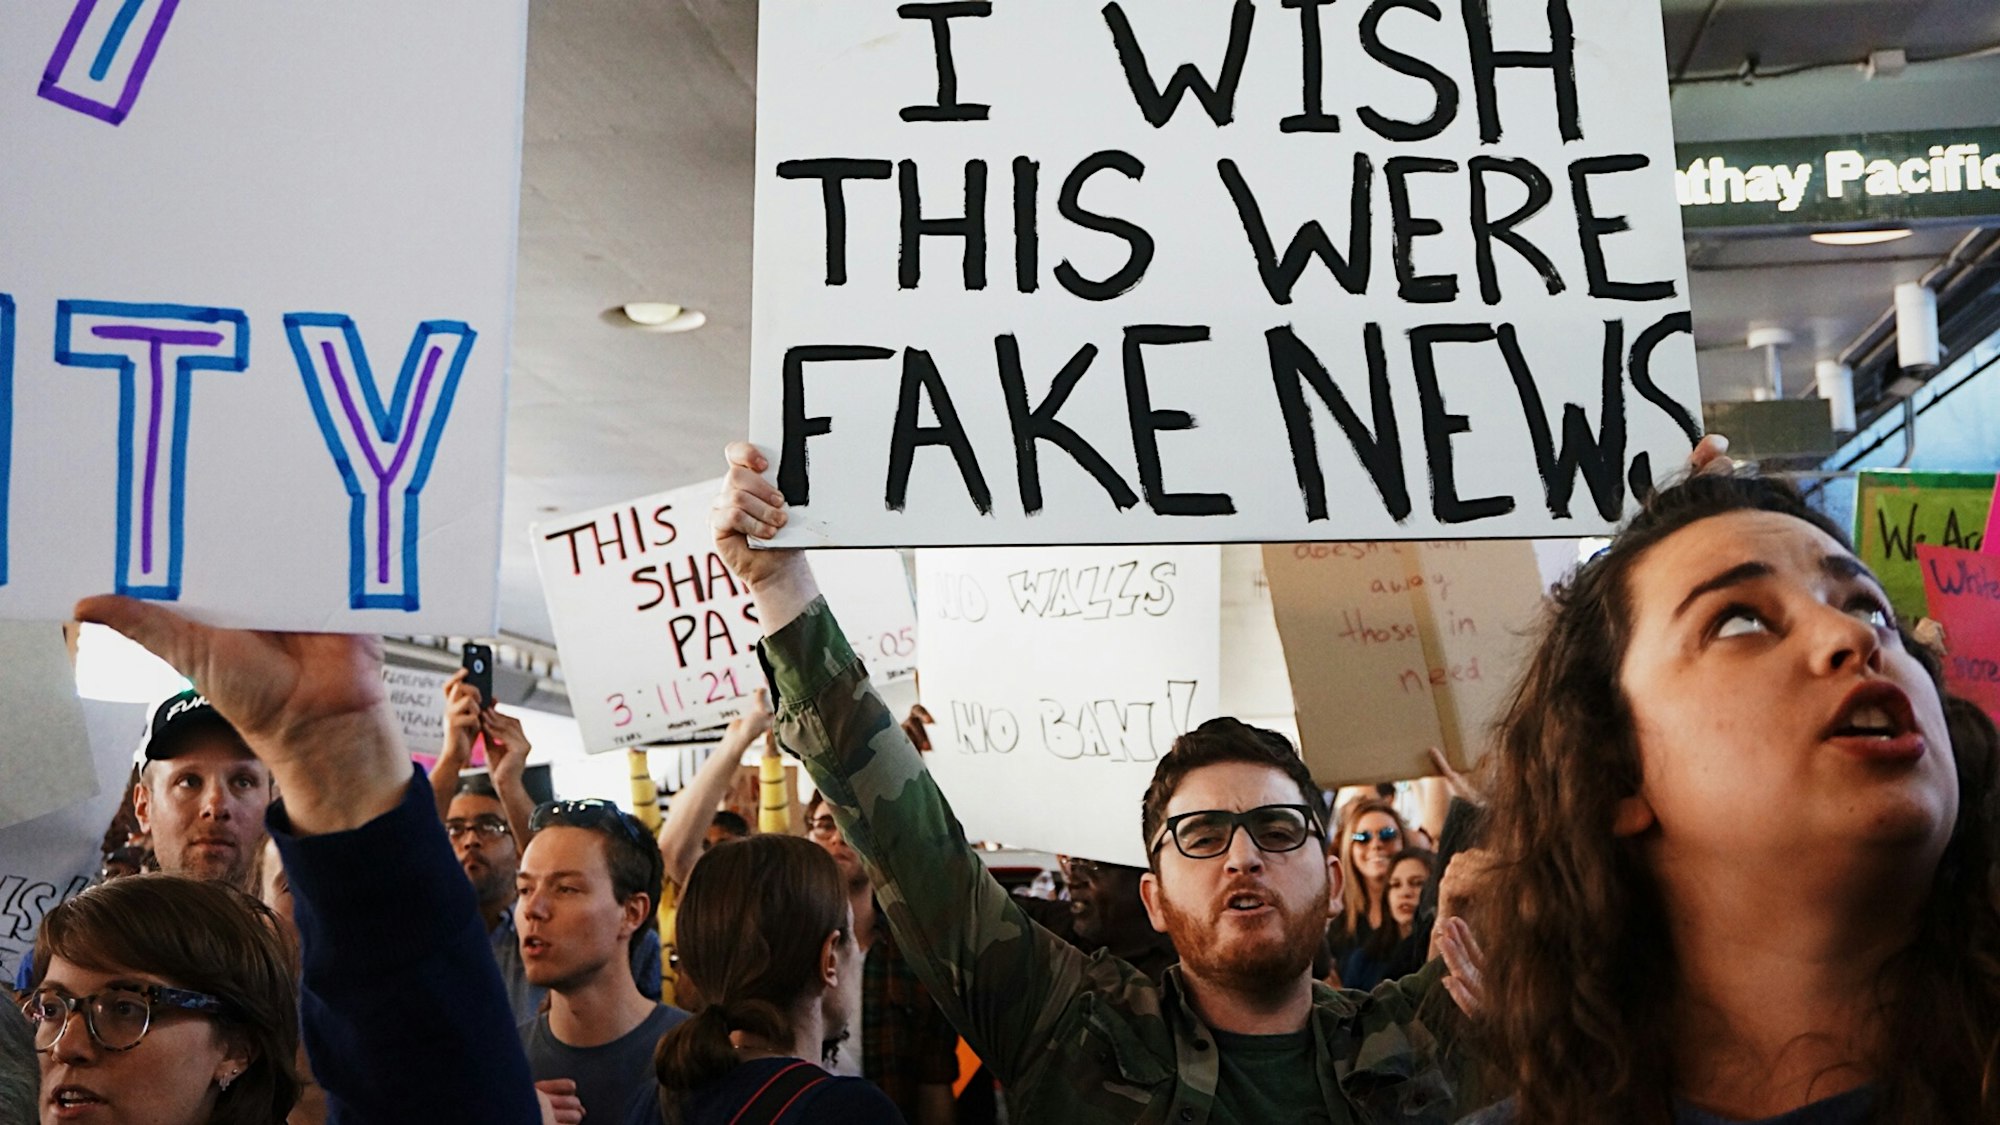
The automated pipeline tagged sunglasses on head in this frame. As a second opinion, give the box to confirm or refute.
[1350,825,1401,845]
[530,798,652,849]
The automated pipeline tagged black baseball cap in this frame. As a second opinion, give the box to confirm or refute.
[140,689,251,762]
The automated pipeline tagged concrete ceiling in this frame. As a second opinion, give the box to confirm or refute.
[494,0,2000,646]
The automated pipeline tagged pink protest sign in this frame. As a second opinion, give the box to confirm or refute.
[1986,479,2000,556]
[1917,545,2000,723]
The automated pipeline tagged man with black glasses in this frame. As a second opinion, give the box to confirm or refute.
[712,443,1482,1125]
[515,798,688,1125]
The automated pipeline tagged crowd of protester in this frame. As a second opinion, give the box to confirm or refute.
[6,434,1999,1124]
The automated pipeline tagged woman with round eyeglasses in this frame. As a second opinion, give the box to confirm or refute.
[1468,473,2000,1124]
[21,874,299,1125]
[1326,798,1408,964]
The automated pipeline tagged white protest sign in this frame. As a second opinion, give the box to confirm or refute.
[0,622,97,833]
[1264,539,1546,784]
[0,1,526,632]
[749,0,1699,548]
[914,546,1220,867]
[0,699,146,986]
[383,665,453,764]
[533,480,919,752]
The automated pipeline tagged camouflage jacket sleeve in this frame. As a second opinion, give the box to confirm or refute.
[764,597,1093,1084]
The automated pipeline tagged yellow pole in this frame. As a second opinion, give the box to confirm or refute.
[626,748,661,833]
[758,731,789,834]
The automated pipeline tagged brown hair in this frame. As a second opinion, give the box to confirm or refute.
[1139,717,1324,867]
[32,874,301,1125]
[653,834,851,1121]
[1476,472,2000,1123]
[1334,797,1409,940]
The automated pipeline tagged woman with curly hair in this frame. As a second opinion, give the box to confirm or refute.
[1470,472,2000,1124]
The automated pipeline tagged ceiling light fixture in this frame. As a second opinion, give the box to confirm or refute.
[605,302,708,333]
[1810,229,1913,247]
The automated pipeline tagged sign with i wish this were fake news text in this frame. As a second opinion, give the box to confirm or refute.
[748,0,1702,548]
[0,1,527,632]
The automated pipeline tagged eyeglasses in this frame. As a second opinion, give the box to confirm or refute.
[805,815,840,840]
[22,985,228,1053]
[1150,805,1324,860]
[531,799,652,849]
[445,817,510,841]
[1059,856,1102,885]
[1350,826,1401,845]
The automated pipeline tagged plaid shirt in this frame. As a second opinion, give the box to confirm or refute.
[861,901,962,1117]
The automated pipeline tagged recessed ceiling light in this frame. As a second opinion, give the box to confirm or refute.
[604,303,707,333]
[1810,229,1913,247]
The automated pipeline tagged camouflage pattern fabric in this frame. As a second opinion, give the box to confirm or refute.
[765,597,1465,1125]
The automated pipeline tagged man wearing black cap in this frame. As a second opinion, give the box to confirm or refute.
[132,687,273,893]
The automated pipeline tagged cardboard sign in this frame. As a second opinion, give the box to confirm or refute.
[533,481,919,752]
[0,699,147,986]
[1917,545,2000,724]
[0,621,98,832]
[1855,471,1994,621]
[0,2,527,633]
[749,0,1700,547]
[1264,540,1545,785]
[914,546,1221,866]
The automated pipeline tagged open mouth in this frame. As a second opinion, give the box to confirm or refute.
[1222,891,1272,915]
[522,936,550,956]
[52,1087,107,1113]
[1824,683,1924,759]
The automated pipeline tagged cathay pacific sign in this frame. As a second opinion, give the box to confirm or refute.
[1676,128,2000,229]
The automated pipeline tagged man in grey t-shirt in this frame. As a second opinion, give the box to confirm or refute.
[515,798,687,1122]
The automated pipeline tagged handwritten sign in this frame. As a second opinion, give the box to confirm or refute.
[533,480,919,752]
[0,699,147,986]
[748,0,1700,548]
[0,1,527,633]
[1918,545,2000,724]
[914,546,1221,866]
[0,622,97,832]
[1264,540,1546,785]
[1856,471,1993,621]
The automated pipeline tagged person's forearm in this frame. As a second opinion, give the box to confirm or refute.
[428,748,466,822]
[659,733,749,888]
[493,768,537,850]
[744,551,821,637]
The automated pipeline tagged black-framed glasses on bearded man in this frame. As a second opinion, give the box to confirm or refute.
[444,816,511,841]
[22,984,229,1053]
[530,798,652,848]
[1150,805,1325,861]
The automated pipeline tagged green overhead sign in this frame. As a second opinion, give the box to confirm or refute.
[1676,128,2000,229]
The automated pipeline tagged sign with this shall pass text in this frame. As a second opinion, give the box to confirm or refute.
[749,0,1701,548]
[533,480,920,753]
[0,2,527,632]
[915,545,1221,867]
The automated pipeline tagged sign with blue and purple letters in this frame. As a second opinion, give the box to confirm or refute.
[0,1,527,632]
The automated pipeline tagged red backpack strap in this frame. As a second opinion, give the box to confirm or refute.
[727,1060,834,1125]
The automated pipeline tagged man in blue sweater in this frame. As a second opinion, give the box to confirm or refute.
[76,595,544,1125]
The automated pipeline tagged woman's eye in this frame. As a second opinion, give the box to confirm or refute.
[1847,599,1892,629]
[1715,609,1768,639]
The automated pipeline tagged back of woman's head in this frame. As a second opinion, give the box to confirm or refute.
[33,874,300,1125]
[1476,473,2000,1122]
[653,834,849,1114]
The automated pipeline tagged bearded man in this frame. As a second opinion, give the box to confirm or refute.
[711,443,1477,1125]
